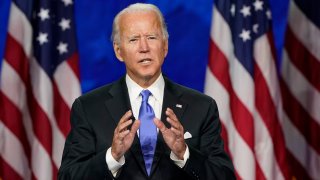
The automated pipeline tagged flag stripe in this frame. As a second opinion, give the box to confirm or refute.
[281,109,320,179]
[282,51,320,125]
[253,34,289,179]
[0,122,31,179]
[0,156,24,180]
[285,27,320,91]
[0,92,31,160]
[53,82,71,136]
[288,0,320,62]
[253,64,287,179]
[4,33,54,157]
[281,50,320,152]
[204,67,256,179]
[208,40,255,150]
[280,78,320,154]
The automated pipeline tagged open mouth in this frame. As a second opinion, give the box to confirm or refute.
[138,58,152,64]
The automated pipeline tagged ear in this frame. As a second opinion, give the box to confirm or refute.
[113,42,124,62]
[164,39,169,58]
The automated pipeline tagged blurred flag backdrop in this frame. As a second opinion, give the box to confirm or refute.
[0,0,319,180]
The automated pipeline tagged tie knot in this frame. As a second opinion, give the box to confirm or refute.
[140,90,151,102]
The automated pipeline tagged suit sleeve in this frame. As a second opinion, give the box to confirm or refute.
[58,98,115,180]
[183,99,236,180]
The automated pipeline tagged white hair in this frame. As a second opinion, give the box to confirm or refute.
[111,3,169,44]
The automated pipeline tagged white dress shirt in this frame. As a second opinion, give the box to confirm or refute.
[106,74,189,176]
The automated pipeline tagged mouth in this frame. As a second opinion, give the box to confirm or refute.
[138,58,152,64]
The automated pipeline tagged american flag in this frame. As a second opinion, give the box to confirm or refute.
[204,0,320,179]
[0,0,81,179]
[280,0,320,179]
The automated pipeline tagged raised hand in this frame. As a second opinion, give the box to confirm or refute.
[111,110,140,161]
[154,108,186,160]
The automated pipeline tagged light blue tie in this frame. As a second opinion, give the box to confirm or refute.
[139,90,157,176]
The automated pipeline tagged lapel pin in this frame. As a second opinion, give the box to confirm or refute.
[176,104,182,108]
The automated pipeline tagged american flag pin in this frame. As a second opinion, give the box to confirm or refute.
[176,104,182,108]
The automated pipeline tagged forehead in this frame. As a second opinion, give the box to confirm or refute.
[118,11,161,34]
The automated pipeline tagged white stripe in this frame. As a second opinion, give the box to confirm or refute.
[0,60,53,179]
[288,0,320,62]
[31,140,53,180]
[282,50,320,124]
[212,7,283,179]
[254,35,285,180]
[29,57,66,168]
[281,113,320,179]
[8,2,32,58]
[53,61,81,108]
[0,121,31,180]
[205,68,256,180]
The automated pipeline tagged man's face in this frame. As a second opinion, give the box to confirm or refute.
[114,11,168,85]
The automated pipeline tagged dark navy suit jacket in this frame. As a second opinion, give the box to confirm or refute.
[58,77,235,180]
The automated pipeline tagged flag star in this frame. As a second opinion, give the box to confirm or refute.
[266,9,272,19]
[37,32,48,45]
[253,24,259,33]
[59,18,71,31]
[240,5,251,17]
[57,42,68,54]
[230,4,236,16]
[253,0,264,11]
[38,8,50,21]
[239,29,251,42]
[61,0,73,6]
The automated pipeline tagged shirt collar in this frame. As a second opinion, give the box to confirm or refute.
[126,74,164,101]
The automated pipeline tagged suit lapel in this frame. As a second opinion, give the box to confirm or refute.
[150,77,188,176]
[104,77,147,175]
[104,77,132,125]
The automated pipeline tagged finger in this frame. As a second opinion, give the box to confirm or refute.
[129,120,140,135]
[119,110,132,124]
[118,129,130,139]
[153,118,167,132]
[166,117,181,130]
[170,127,183,138]
[166,108,179,122]
[118,119,133,132]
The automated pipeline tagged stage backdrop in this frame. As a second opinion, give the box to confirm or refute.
[1,0,319,180]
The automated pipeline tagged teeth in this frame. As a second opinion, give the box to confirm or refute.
[140,59,151,63]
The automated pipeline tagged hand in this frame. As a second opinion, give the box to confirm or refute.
[111,110,140,161]
[154,108,186,160]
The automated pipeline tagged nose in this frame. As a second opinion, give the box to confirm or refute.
[139,37,150,53]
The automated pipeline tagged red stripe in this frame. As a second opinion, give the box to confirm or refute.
[53,82,71,136]
[0,157,23,180]
[4,33,53,156]
[286,150,311,180]
[280,77,320,154]
[3,35,29,84]
[66,52,80,80]
[285,27,320,91]
[208,40,266,179]
[220,123,242,180]
[220,122,230,155]
[0,92,31,160]
[254,63,290,179]
[208,40,254,150]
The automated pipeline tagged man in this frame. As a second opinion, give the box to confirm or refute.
[58,3,235,180]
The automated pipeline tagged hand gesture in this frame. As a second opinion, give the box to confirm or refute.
[111,110,140,161]
[154,108,186,160]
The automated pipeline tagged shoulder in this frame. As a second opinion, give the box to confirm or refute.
[165,77,216,106]
[76,77,124,105]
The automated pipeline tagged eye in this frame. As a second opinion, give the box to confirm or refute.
[129,38,138,43]
[147,36,157,40]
